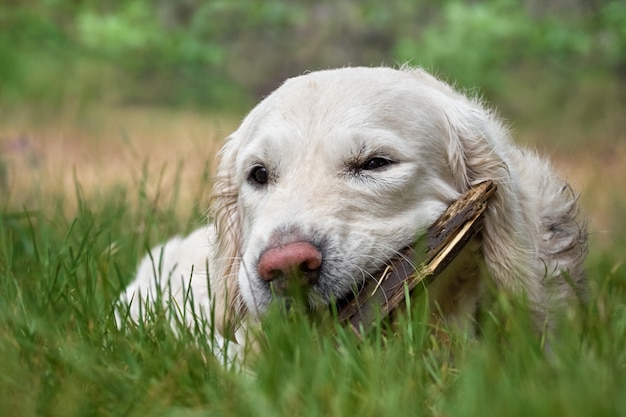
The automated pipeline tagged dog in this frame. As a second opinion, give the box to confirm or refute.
[119,66,587,360]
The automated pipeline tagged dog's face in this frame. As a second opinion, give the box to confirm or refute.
[215,67,473,317]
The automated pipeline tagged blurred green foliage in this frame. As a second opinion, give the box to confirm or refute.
[1,0,625,110]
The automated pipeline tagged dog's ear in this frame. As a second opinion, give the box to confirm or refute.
[440,97,549,313]
[209,134,245,339]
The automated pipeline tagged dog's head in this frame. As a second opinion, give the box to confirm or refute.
[210,66,540,335]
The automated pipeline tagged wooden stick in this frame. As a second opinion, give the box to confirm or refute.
[337,180,497,337]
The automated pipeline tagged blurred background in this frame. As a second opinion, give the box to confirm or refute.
[1,0,625,250]
[2,0,624,111]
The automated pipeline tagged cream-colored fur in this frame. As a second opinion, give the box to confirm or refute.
[119,66,587,360]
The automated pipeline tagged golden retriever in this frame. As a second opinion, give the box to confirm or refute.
[120,66,587,360]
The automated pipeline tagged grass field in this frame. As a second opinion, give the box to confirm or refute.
[1,104,625,416]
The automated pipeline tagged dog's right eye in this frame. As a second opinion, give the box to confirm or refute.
[361,157,394,171]
[249,165,269,185]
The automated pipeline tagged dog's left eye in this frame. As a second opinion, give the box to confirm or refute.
[361,157,394,171]
[249,165,269,185]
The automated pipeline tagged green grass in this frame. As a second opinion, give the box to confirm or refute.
[1,176,625,417]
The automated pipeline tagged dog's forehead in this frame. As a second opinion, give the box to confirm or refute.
[272,67,409,117]
[237,68,440,144]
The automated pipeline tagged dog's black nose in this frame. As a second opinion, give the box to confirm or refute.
[257,241,322,285]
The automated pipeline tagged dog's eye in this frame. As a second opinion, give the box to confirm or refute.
[249,165,269,185]
[361,157,394,171]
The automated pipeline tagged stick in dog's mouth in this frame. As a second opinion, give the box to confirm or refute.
[337,180,497,338]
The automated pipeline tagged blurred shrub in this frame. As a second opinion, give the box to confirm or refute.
[0,7,70,104]
[597,1,626,72]
[395,1,532,92]
[74,2,233,106]
[394,0,626,93]
[0,0,625,110]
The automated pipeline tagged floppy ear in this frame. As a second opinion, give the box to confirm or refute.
[440,96,549,315]
[209,134,245,339]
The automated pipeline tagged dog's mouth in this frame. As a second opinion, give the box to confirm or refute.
[252,233,417,319]
[263,249,405,318]
[332,245,415,311]
[269,244,415,318]
[257,241,423,326]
